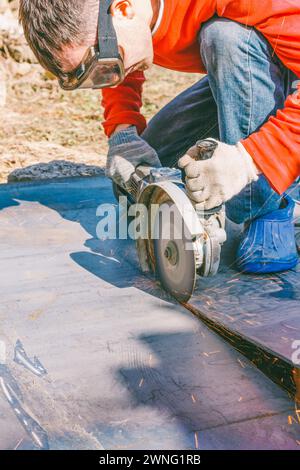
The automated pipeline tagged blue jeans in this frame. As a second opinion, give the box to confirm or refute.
[142,18,296,224]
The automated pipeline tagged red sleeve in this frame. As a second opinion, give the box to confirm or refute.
[242,11,300,194]
[101,71,147,137]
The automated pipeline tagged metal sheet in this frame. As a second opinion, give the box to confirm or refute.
[188,221,300,394]
[0,177,299,450]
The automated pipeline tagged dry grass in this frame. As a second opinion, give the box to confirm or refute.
[0,61,198,183]
[0,0,200,183]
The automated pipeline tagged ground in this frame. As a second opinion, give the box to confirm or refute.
[0,61,198,183]
[0,0,199,183]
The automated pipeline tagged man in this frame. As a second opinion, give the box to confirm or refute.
[19,0,300,273]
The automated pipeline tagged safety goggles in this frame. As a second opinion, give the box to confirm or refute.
[59,0,125,91]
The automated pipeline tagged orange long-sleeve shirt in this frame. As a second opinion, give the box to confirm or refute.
[102,0,300,194]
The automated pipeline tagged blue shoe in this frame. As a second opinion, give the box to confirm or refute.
[236,195,298,274]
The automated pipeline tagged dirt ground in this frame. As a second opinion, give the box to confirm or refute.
[0,0,200,183]
[0,56,198,183]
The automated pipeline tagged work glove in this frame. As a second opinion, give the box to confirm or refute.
[178,139,259,210]
[106,126,161,189]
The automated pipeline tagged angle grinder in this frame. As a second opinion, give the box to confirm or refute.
[112,139,227,303]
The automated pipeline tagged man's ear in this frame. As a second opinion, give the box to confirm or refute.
[111,0,135,20]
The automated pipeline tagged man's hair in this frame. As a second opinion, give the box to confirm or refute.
[19,0,98,77]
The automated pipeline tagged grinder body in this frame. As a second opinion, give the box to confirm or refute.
[113,140,227,302]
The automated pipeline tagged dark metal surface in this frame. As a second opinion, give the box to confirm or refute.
[189,221,300,395]
[0,177,299,450]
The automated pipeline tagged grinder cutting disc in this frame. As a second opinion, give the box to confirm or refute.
[153,200,197,303]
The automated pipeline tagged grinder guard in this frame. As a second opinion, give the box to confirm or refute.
[112,140,227,301]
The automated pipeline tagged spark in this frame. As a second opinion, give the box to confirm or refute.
[14,438,24,450]
[238,397,243,402]
[295,408,300,423]
[149,354,153,366]
[244,320,260,326]
[194,432,199,449]
[237,359,246,369]
[225,314,235,321]
[227,278,240,284]
[281,323,299,331]
[191,394,197,403]
[207,350,220,356]
[288,415,297,425]
[139,378,144,388]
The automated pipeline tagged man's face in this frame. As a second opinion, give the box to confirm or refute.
[61,0,154,78]
[113,0,154,75]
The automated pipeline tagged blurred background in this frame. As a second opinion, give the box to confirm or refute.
[0,0,198,183]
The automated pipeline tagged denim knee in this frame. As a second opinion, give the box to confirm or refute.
[200,18,250,72]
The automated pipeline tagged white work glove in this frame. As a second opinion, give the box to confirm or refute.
[107,126,161,190]
[178,139,259,209]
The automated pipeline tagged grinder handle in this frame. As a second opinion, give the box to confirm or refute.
[180,138,217,182]
[134,165,152,179]
[181,139,222,214]
[190,139,218,161]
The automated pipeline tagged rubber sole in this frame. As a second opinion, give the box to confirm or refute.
[236,257,299,274]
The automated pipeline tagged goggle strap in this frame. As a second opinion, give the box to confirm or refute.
[98,0,120,59]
